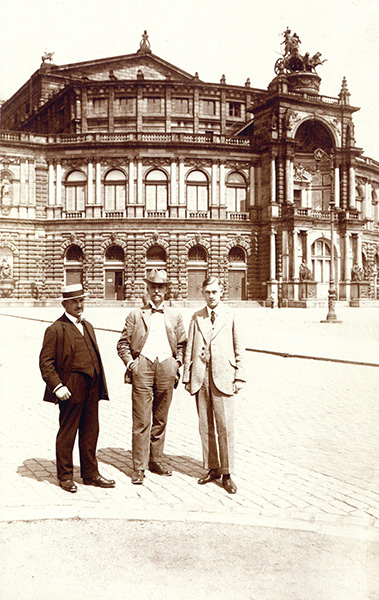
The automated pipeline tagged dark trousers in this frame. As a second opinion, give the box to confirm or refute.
[130,355,178,470]
[56,372,100,481]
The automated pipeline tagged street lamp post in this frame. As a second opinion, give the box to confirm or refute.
[325,199,338,321]
[314,148,342,323]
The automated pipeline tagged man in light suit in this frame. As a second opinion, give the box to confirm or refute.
[39,283,115,493]
[183,277,245,494]
[117,269,187,485]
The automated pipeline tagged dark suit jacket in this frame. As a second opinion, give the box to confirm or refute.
[117,305,187,384]
[39,314,109,403]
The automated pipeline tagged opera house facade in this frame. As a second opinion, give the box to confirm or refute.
[1,31,378,305]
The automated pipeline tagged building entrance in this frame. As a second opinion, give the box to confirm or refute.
[228,270,246,300]
[105,270,124,300]
[188,269,207,299]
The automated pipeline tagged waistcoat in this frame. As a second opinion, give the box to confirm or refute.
[70,324,100,377]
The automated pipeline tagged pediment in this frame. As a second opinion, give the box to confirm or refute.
[51,52,197,83]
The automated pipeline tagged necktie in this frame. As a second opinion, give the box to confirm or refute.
[76,316,84,324]
[210,310,216,325]
[151,307,164,314]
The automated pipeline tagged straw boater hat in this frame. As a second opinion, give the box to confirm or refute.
[143,269,171,285]
[60,283,88,302]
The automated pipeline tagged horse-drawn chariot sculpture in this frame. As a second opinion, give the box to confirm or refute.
[274,28,327,75]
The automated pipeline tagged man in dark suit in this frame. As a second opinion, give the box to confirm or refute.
[183,277,245,494]
[117,269,187,485]
[39,283,115,493]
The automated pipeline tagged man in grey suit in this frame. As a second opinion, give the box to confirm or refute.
[117,269,187,485]
[183,277,245,494]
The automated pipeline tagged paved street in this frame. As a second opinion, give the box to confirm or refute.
[0,305,378,599]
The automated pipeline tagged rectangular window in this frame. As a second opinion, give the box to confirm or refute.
[173,98,190,114]
[92,98,108,113]
[187,187,197,211]
[146,186,156,211]
[202,100,216,116]
[146,97,162,113]
[228,102,241,117]
[66,186,85,212]
[115,97,135,113]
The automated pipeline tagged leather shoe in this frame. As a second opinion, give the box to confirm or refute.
[149,462,172,476]
[59,480,77,493]
[131,470,145,484]
[222,476,237,494]
[83,474,116,488]
[198,469,220,485]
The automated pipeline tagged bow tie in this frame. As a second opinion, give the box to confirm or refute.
[151,307,164,314]
[76,317,85,324]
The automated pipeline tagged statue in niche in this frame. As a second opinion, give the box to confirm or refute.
[1,175,11,209]
[0,258,12,279]
[351,264,364,281]
[299,261,313,281]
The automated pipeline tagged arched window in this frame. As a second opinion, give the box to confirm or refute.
[105,245,125,262]
[66,245,84,262]
[228,247,246,263]
[64,244,83,286]
[186,170,209,212]
[226,172,247,212]
[188,245,207,262]
[311,239,331,282]
[295,120,334,153]
[146,245,167,262]
[145,169,168,212]
[146,245,167,273]
[104,169,127,212]
[65,170,86,213]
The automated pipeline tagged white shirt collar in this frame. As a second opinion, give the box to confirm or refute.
[206,304,221,318]
[65,312,84,324]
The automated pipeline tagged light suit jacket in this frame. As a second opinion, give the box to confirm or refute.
[182,304,245,396]
[117,305,187,384]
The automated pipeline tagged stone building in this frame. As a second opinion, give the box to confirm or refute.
[1,31,378,304]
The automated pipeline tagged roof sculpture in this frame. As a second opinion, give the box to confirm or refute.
[275,28,327,75]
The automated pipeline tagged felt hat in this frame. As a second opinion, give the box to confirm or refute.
[143,269,171,285]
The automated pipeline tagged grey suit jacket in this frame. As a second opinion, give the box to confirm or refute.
[182,304,245,396]
[117,305,187,384]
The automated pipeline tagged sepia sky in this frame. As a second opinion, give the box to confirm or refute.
[1,0,378,159]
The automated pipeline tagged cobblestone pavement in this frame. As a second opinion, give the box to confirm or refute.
[0,306,378,541]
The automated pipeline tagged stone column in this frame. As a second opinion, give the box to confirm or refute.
[257,163,262,206]
[270,229,276,280]
[108,87,114,132]
[87,161,93,204]
[286,157,294,203]
[95,162,101,204]
[219,163,225,205]
[356,233,362,267]
[334,164,340,208]
[170,160,177,205]
[128,160,135,205]
[137,160,143,204]
[56,163,62,206]
[211,162,218,206]
[178,160,185,217]
[48,163,55,206]
[270,156,276,203]
[349,164,356,209]
[249,165,255,207]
